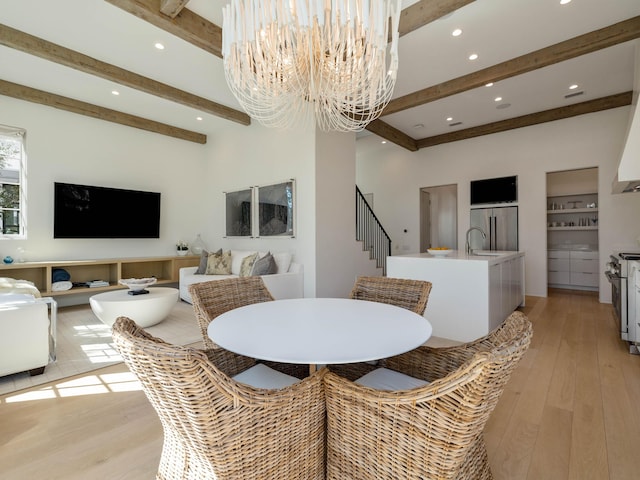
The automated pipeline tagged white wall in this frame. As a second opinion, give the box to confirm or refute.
[315,130,381,297]
[0,96,208,261]
[204,122,318,295]
[356,107,640,302]
[0,96,382,299]
[204,123,381,298]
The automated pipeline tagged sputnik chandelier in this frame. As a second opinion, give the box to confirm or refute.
[222,0,401,132]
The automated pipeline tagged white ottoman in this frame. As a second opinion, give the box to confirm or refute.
[89,287,179,328]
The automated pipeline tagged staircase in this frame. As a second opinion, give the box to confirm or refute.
[356,186,391,275]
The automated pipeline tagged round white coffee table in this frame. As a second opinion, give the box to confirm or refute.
[89,287,179,328]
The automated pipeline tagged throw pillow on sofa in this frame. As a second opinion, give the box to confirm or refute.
[195,248,222,275]
[231,250,258,275]
[239,252,259,277]
[271,252,292,274]
[251,252,278,276]
[205,250,232,275]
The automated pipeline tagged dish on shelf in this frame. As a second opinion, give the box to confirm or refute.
[118,277,157,291]
[427,248,452,256]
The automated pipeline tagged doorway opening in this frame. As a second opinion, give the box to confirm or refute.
[546,167,599,293]
[420,184,457,252]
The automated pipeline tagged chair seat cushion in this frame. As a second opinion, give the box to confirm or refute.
[355,367,429,391]
[232,363,299,389]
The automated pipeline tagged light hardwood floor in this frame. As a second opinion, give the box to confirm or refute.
[1,289,638,479]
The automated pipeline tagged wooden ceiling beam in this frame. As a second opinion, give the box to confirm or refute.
[160,0,190,19]
[365,119,419,152]
[0,79,207,144]
[416,92,632,149]
[104,0,223,58]
[385,15,640,116]
[109,0,476,58]
[0,23,250,126]
[399,0,475,37]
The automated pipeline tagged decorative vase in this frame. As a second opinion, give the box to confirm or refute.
[177,249,188,256]
[190,234,207,255]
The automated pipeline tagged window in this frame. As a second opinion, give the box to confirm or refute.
[0,125,26,237]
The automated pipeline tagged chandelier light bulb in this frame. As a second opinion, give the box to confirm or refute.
[222,0,402,132]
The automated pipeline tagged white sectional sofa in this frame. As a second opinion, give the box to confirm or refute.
[0,292,56,377]
[179,250,303,304]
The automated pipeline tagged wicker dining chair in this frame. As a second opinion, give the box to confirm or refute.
[189,276,274,351]
[188,276,307,379]
[349,276,432,315]
[329,276,433,380]
[324,311,532,480]
[112,316,327,480]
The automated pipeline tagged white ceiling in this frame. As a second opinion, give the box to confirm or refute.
[1,0,639,145]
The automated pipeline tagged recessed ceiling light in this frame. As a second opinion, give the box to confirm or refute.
[485,82,494,87]
[413,123,424,129]
[560,0,571,5]
[569,84,579,90]
[196,116,203,121]
[446,117,453,122]
[452,28,462,37]
[494,97,502,102]
[468,53,478,61]
[111,90,120,96]
[381,140,387,144]
[154,42,165,50]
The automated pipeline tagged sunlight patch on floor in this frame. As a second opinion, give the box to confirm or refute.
[3,371,142,403]
[73,323,112,338]
[81,343,122,363]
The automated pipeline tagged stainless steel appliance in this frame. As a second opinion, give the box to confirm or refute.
[605,252,640,354]
[469,206,518,251]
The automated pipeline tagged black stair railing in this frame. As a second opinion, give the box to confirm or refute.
[356,186,391,275]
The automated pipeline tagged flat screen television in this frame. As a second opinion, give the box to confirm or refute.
[470,175,517,205]
[54,182,161,238]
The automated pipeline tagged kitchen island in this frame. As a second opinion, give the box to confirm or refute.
[387,250,525,342]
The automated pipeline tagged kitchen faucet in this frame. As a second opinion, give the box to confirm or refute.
[465,227,486,255]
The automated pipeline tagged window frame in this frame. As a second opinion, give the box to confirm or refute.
[0,125,27,238]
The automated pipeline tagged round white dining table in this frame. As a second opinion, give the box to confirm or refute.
[207,298,432,368]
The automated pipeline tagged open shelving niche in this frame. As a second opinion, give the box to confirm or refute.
[546,192,599,291]
[547,192,598,232]
[0,255,200,298]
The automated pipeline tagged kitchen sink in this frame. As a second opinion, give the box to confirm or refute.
[472,251,504,256]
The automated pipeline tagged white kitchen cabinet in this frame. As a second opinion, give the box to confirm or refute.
[387,251,525,342]
[490,255,525,332]
[570,251,598,287]
[547,249,598,290]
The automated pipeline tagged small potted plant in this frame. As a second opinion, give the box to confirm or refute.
[176,240,189,256]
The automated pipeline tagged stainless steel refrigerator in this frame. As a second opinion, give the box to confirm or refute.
[469,206,518,251]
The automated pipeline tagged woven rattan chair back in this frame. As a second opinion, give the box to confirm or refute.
[349,276,432,315]
[325,311,532,480]
[112,316,326,480]
[189,276,274,350]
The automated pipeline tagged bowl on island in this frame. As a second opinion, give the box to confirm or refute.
[427,248,452,256]
[118,277,157,291]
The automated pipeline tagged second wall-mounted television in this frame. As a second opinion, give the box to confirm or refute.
[54,182,161,238]
[470,175,518,205]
